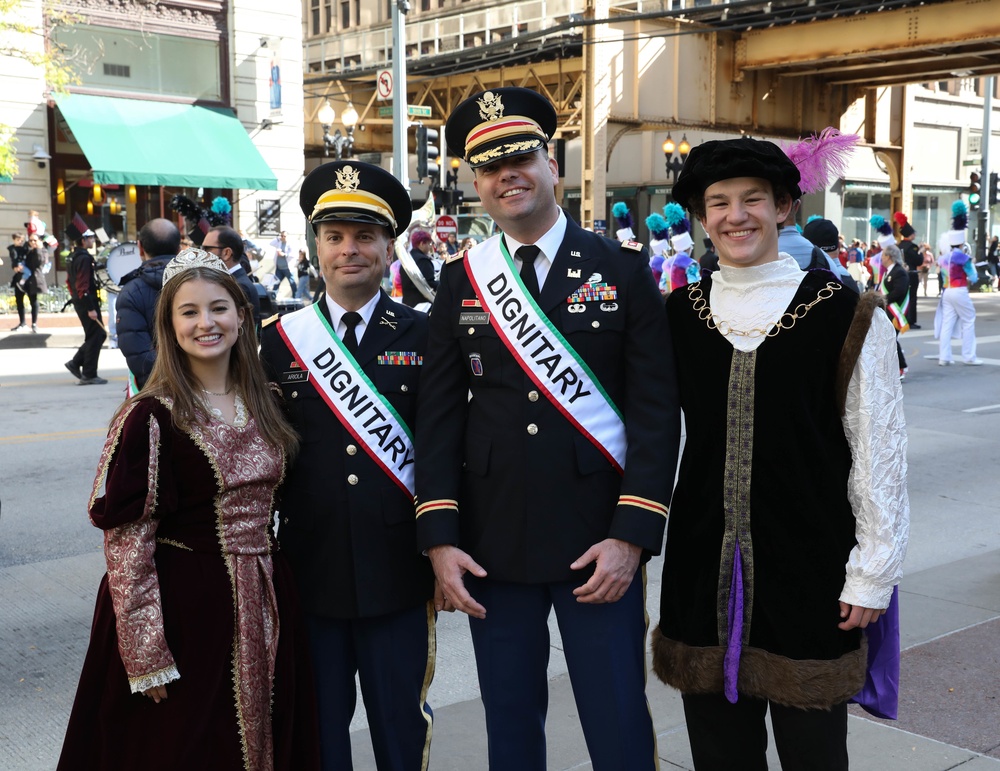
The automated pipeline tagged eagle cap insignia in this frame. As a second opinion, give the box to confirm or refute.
[335,164,361,191]
[477,91,505,122]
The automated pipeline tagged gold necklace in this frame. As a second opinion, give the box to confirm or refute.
[688,280,842,338]
[200,386,232,397]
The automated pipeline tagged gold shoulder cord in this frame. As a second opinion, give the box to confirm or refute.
[688,281,842,339]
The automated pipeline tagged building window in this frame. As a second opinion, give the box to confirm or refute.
[341,0,350,28]
[311,0,320,35]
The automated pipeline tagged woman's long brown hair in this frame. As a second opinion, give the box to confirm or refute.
[111,266,299,457]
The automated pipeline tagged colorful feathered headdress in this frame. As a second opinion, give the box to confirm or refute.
[870,214,896,250]
[169,195,233,246]
[664,201,693,253]
[893,211,915,238]
[612,201,635,241]
[645,213,669,241]
[780,128,860,195]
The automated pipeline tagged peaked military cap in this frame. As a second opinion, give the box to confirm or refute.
[300,160,412,237]
[672,138,802,211]
[446,87,556,169]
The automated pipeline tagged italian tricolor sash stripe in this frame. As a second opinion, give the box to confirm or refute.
[464,238,627,473]
[277,304,416,497]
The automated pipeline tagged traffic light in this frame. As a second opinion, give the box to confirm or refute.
[415,124,440,182]
[968,171,981,209]
[990,171,999,207]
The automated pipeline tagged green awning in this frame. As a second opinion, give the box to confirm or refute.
[54,93,277,190]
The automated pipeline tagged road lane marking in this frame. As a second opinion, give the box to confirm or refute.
[963,404,1000,413]
[0,428,107,445]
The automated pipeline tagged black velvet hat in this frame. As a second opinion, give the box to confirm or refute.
[300,161,412,237]
[802,218,840,253]
[672,138,802,211]
[445,87,556,169]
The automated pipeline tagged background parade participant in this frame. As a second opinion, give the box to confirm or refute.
[260,161,435,771]
[64,216,107,385]
[202,225,263,330]
[417,86,680,770]
[894,212,922,328]
[653,137,909,771]
[117,218,182,390]
[935,201,982,366]
[400,228,438,310]
[59,250,319,770]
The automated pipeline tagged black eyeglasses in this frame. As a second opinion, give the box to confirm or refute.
[202,245,224,252]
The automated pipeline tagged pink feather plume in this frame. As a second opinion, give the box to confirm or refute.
[781,128,860,195]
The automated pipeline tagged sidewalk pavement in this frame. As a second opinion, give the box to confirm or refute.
[342,550,1000,771]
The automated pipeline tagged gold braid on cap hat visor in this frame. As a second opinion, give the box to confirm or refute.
[469,140,544,166]
[311,190,397,229]
[465,116,547,155]
[162,248,229,286]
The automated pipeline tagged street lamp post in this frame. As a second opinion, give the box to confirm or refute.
[663,133,691,185]
[319,101,359,160]
[446,157,461,214]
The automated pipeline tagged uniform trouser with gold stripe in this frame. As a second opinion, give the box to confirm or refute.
[306,604,435,771]
[466,572,657,771]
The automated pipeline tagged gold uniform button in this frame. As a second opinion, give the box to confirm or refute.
[400,384,409,393]
[347,474,359,485]
[528,390,539,402]
[467,327,475,335]
[346,444,358,456]
[527,423,539,435]
[291,390,299,399]
[591,320,600,329]
[282,517,289,525]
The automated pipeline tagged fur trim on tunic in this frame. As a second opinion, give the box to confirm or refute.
[651,627,867,711]
[836,290,884,416]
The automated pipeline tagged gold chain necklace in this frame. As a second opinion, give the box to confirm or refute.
[688,280,842,339]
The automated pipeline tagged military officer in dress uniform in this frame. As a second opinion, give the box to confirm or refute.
[415,87,681,770]
[260,161,434,771]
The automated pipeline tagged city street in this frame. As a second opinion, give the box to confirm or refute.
[1,290,999,770]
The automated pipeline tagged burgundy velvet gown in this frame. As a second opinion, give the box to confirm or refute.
[58,396,319,771]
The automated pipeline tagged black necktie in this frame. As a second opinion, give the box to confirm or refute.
[342,312,362,357]
[517,245,542,301]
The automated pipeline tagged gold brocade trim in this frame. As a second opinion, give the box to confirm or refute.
[419,601,437,771]
[716,350,756,648]
[469,139,543,165]
[88,400,141,518]
[689,281,842,338]
[156,537,193,551]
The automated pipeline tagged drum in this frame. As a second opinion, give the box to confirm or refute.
[97,242,142,294]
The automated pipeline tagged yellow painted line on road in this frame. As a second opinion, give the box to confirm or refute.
[0,428,107,445]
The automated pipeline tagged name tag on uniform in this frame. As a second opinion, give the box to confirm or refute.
[281,370,310,384]
[460,312,491,325]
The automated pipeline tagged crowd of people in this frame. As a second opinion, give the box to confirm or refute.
[42,85,959,771]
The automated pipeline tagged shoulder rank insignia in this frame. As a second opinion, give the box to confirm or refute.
[621,240,643,252]
[262,313,281,327]
[445,249,467,264]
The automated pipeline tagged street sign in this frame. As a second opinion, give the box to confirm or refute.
[376,69,393,101]
[435,214,457,240]
[377,105,433,118]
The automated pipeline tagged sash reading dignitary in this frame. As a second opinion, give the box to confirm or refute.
[260,161,435,771]
[59,249,319,771]
[415,87,681,770]
[651,138,909,770]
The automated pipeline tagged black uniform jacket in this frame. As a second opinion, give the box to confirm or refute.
[415,216,681,584]
[260,291,433,619]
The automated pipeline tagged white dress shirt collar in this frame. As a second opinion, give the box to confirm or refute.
[325,291,381,344]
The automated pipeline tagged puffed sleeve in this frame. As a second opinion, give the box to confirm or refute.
[839,312,910,609]
[89,399,180,693]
